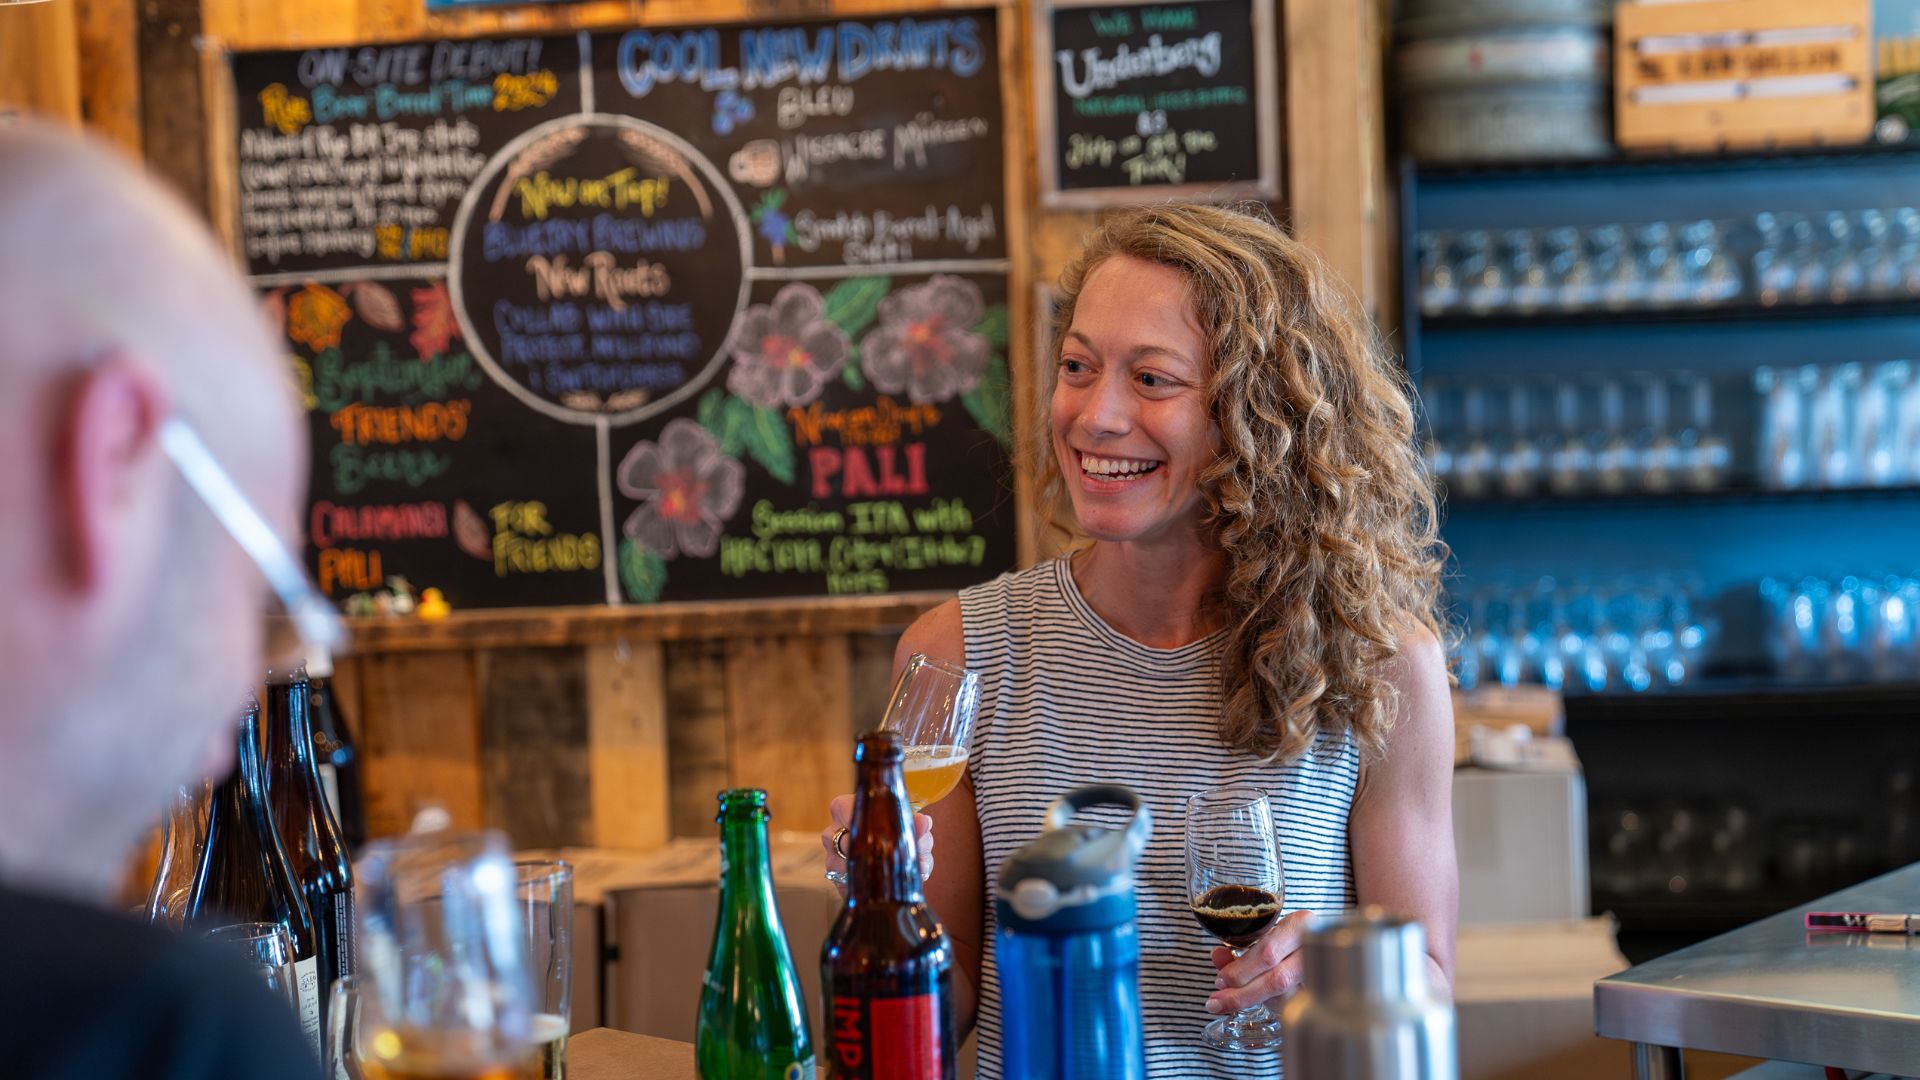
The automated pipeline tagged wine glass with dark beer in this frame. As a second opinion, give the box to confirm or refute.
[1186,787,1286,1051]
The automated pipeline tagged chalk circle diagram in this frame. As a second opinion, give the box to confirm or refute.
[448,113,752,427]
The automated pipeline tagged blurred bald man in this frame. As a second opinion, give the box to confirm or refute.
[0,125,324,1079]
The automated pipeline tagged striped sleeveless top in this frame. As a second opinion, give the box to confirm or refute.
[959,557,1360,1080]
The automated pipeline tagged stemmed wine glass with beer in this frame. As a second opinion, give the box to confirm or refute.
[826,652,979,887]
[1186,787,1287,1051]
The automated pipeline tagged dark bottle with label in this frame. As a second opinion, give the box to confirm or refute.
[265,666,355,1007]
[306,647,365,852]
[186,692,322,1056]
[696,788,817,1079]
[821,732,956,1080]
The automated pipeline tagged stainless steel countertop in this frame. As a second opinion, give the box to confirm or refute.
[1594,862,1920,1074]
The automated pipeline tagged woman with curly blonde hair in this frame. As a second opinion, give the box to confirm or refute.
[823,203,1457,1078]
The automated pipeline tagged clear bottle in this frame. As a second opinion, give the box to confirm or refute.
[186,692,322,1057]
[696,788,816,1079]
[144,780,212,929]
[821,733,956,1080]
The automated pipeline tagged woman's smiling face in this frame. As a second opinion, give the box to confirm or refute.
[1051,254,1220,546]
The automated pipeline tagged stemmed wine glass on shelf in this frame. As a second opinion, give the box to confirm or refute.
[1186,787,1287,1052]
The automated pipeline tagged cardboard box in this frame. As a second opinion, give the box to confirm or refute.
[1454,762,1589,925]
[1455,918,1630,1080]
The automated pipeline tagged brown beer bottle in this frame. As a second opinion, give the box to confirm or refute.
[821,732,956,1080]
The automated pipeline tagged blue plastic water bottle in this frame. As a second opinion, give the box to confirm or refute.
[994,784,1151,1080]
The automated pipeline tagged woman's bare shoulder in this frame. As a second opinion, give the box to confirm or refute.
[895,599,966,670]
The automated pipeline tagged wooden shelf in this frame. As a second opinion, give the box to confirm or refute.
[341,592,951,655]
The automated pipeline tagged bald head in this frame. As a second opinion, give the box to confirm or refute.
[0,124,294,451]
[0,123,305,900]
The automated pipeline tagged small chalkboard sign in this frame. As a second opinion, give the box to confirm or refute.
[1036,0,1279,207]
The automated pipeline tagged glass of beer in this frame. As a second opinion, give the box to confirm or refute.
[513,860,573,1080]
[1185,787,1286,1051]
[827,653,979,886]
[336,830,536,1080]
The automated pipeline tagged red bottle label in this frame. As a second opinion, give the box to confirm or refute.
[830,993,945,1080]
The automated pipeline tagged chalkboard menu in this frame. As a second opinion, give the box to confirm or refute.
[1036,0,1278,206]
[228,12,1016,610]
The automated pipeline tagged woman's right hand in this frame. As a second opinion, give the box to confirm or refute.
[821,794,936,897]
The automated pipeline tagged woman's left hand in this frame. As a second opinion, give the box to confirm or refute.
[1206,910,1317,1015]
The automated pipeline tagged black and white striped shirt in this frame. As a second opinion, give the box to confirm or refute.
[959,557,1359,1079]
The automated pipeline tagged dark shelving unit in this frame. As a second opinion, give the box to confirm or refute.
[1404,149,1920,961]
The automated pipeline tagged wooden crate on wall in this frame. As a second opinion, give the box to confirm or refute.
[1615,0,1875,152]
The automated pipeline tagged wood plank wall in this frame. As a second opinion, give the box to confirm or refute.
[13,0,1392,853]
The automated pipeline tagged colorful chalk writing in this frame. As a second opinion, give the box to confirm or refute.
[233,12,1016,609]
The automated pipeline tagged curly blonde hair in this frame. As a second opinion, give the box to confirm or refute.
[1036,203,1446,763]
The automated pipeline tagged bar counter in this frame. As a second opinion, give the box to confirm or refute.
[569,1027,694,1080]
[1594,862,1920,1078]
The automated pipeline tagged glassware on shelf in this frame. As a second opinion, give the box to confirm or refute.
[1823,211,1866,304]
[1547,382,1593,495]
[1678,375,1732,492]
[1762,571,1920,684]
[1681,219,1741,306]
[1453,385,1496,500]
[1592,378,1634,495]
[1755,359,1920,492]
[1417,231,1459,317]
[1497,382,1545,498]
[1594,225,1640,312]
[1459,230,1508,316]
[1755,366,1809,490]
[1637,375,1681,492]
[1544,226,1597,313]
[1503,230,1553,314]
[1447,577,1718,693]
[1753,212,1793,307]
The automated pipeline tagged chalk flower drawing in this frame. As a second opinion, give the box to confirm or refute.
[287,283,352,352]
[617,418,746,560]
[859,275,991,404]
[726,283,850,408]
[410,282,457,360]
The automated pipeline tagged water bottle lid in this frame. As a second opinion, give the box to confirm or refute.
[994,784,1151,933]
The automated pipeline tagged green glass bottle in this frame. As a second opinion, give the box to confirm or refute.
[697,788,817,1080]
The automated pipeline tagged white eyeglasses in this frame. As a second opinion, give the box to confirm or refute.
[158,416,347,663]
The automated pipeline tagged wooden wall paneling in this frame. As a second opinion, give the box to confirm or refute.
[73,0,140,150]
[848,629,905,735]
[724,635,853,836]
[134,0,208,209]
[0,0,82,125]
[664,639,731,839]
[478,646,592,849]
[355,649,485,837]
[583,639,671,851]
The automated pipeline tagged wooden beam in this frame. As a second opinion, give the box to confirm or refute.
[73,0,140,151]
[664,640,731,839]
[479,647,591,850]
[342,592,947,654]
[1283,0,1392,319]
[584,640,671,851]
[355,650,484,837]
[724,635,853,836]
[134,0,208,210]
[0,0,82,125]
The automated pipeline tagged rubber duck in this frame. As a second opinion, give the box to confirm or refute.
[417,588,451,621]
